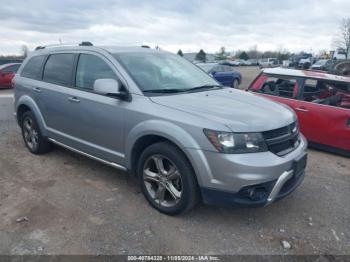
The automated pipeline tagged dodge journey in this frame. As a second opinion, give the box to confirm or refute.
[14,43,307,215]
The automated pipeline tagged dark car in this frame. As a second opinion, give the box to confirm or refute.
[0,63,21,88]
[310,59,331,71]
[197,63,242,88]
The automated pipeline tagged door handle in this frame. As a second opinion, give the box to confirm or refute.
[32,87,42,93]
[295,107,308,112]
[68,96,80,103]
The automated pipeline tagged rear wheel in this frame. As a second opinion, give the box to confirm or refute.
[21,111,52,154]
[232,79,239,88]
[137,142,199,215]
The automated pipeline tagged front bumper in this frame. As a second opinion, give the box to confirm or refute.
[185,134,308,207]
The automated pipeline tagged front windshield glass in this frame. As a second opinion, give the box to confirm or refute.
[315,60,327,65]
[114,52,218,92]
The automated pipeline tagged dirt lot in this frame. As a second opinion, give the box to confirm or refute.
[0,68,349,255]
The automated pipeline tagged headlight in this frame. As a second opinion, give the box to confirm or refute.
[203,129,268,153]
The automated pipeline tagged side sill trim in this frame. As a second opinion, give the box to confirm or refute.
[48,138,127,171]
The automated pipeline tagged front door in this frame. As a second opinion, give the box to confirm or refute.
[62,53,126,165]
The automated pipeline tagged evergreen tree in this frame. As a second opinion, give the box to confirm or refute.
[239,51,249,60]
[195,49,206,62]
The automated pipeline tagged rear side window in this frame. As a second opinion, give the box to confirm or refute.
[75,54,117,90]
[43,54,75,86]
[21,56,46,79]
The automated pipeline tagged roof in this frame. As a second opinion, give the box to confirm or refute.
[33,45,160,55]
[0,63,21,69]
[262,67,350,83]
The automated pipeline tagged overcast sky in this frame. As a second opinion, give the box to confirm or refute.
[0,0,348,55]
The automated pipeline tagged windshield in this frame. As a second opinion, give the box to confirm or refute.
[114,52,218,93]
[315,60,327,65]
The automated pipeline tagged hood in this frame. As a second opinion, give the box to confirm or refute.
[150,88,296,132]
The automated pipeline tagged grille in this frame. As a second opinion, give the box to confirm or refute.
[262,122,300,156]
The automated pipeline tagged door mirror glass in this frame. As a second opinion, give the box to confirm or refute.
[93,78,121,96]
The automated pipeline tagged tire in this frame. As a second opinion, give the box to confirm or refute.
[21,111,52,154]
[137,141,199,215]
[232,79,239,88]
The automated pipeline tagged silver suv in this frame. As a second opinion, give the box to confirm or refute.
[14,43,307,215]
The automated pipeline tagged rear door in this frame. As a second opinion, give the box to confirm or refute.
[37,53,77,137]
[296,79,350,152]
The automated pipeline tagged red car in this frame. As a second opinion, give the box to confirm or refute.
[0,63,21,88]
[248,68,350,156]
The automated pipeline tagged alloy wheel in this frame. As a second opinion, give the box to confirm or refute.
[143,155,183,208]
[23,117,39,151]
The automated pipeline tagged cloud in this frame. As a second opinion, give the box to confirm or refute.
[0,0,349,54]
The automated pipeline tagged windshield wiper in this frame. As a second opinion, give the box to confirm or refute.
[143,88,189,93]
[186,84,223,92]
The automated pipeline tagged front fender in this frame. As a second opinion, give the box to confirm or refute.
[16,95,48,136]
[125,120,201,169]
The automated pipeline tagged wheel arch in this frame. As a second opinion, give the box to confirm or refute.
[16,95,48,136]
[125,120,202,181]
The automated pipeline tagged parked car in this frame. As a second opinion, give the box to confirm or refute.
[298,57,314,69]
[246,59,259,66]
[248,68,350,156]
[259,58,279,68]
[14,44,307,215]
[219,60,241,66]
[197,63,242,88]
[310,59,330,71]
[0,63,21,88]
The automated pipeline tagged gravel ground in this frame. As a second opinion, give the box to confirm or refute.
[0,68,349,255]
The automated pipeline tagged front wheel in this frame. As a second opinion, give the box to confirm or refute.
[137,142,199,215]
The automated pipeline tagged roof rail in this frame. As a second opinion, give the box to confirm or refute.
[34,41,94,51]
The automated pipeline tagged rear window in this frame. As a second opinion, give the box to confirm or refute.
[3,64,21,73]
[43,54,75,86]
[21,56,46,79]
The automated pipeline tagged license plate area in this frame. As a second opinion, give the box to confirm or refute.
[293,153,307,176]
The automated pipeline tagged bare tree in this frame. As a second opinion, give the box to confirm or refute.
[21,45,29,58]
[335,18,350,59]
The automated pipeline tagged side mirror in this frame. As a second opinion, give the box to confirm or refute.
[210,71,216,75]
[93,78,130,100]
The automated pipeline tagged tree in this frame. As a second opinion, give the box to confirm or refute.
[215,46,227,60]
[177,49,184,56]
[334,18,350,59]
[247,45,260,59]
[195,49,206,62]
[238,51,249,60]
[21,45,29,58]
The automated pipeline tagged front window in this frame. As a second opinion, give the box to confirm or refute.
[75,54,118,90]
[250,74,299,99]
[114,52,219,94]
